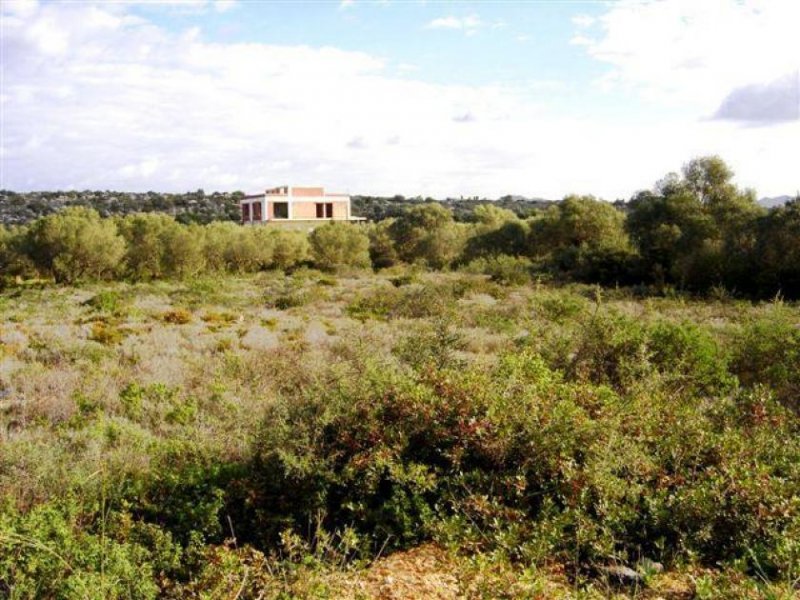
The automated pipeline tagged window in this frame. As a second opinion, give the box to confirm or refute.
[316,203,334,218]
[241,203,251,222]
[273,202,289,219]
[252,201,262,221]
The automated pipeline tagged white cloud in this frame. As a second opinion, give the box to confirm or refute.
[577,0,800,114]
[338,0,355,9]
[569,35,593,47]
[426,14,482,34]
[119,159,160,179]
[571,14,595,28]
[426,16,461,29]
[214,0,238,13]
[0,2,797,198]
[1,0,39,19]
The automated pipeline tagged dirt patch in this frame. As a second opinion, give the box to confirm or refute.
[354,544,459,600]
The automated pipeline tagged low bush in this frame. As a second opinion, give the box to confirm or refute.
[309,223,371,271]
[239,347,800,578]
[161,308,193,324]
[346,283,452,321]
[0,499,165,599]
[730,313,800,409]
[24,207,126,283]
[464,255,532,285]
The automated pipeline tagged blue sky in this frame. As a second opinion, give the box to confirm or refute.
[2,0,798,198]
[138,2,602,86]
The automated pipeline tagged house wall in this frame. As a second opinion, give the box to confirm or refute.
[291,187,325,197]
[291,201,318,219]
[241,190,353,224]
[266,200,349,220]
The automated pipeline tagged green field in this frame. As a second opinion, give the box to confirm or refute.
[1,269,799,598]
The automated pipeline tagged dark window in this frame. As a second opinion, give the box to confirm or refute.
[325,203,333,218]
[241,203,251,222]
[273,202,289,219]
[316,203,324,218]
[253,202,262,221]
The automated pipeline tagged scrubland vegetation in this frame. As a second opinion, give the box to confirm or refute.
[1,157,799,299]
[1,157,800,598]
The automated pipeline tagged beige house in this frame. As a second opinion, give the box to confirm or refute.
[240,185,364,226]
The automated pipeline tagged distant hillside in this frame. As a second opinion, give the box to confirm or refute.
[352,194,555,222]
[0,189,245,226]
[0,190,556,225]
[759,195,795,208]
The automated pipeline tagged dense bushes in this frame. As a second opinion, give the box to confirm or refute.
[309,223,371,270]
[23,207,126,283]
[239,344,800,579]
[0,210,314,282]
[1,156,799,300]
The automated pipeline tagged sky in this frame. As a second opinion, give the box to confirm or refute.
[1,0,798,200]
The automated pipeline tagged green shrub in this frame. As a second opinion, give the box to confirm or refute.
[367,220,399,269]
[730,314,800,409]
[464,255,532,286]
[309,223,370,271]
[558,310,650,390]
[84,290,127,316]
[240,346,800,578]
[0,224,36,279]
[0,500,163,599]
[269,230,310,271]
[24,207,125,283]
[346,283,451,321]
[647,320,735,396]
[89,321,126,345]
[389,204,466,269]
[117,213,174,280]
[160,223,206,279]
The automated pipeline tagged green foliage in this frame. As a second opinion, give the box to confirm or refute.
[24,207,125,283]
[2,272,800,596]
[751,198,800,298]
[116,213,175,280]
[309,223,371,271]
[529,195,636,284]
[367,219,399,269]
[461,206,528,262]
[243,347,800,576]
[647,320,735,396]
[2,159,797,301]
[388,204,465,269]
[0,499,163,599]
[84,290,130,319]
[346,282,454,321]
[730,313,800,409]
[464,255,532,285]
[627,157,764,293]
[160,223,206,279]
[269,229,310,271]
[0,224,36,279]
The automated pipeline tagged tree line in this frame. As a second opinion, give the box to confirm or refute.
[1,156,798,298]
[0,189,243,225]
